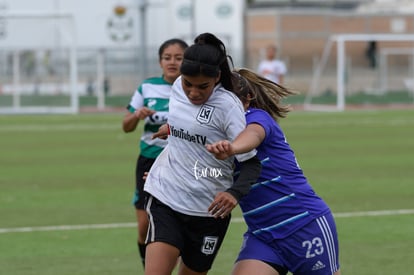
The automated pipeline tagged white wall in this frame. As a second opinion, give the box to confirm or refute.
[165,0,245,63]
[0,0,245,63]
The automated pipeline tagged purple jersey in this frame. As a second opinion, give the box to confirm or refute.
[238,108,331,241]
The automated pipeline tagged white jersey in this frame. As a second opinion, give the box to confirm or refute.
[257,59,287,84]
[144,76,256,216]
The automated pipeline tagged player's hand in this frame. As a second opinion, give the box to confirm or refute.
[142,171,149,182]
[208,192,237,219]
[152,123,169,140]
[206,140,235,160]
[135,107,156,120]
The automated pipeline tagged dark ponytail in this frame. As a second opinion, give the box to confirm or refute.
[181,33,234,91]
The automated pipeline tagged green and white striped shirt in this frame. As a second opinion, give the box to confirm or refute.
[127,76,171,158]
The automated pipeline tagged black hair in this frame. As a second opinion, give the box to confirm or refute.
[180,33,234,91]
[158,38,189,61]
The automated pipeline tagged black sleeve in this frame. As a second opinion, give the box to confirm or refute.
[225,156,262,201]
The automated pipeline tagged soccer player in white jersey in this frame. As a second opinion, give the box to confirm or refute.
[143,33,262,275]
[207,68,341,275]
[122,38,188,269]
[257,44,287,85]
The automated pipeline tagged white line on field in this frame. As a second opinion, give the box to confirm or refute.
[1,208,413,234]
[285,118,414,128]
[0,124,118,132]
[0,222,137,234]
[333,208,414,218]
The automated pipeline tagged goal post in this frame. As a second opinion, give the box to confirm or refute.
[305,33,414,111]
[0,11,79,114]
[378,47,414,94]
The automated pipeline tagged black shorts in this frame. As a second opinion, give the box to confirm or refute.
[145,195,231,272]
[132,155,156,210]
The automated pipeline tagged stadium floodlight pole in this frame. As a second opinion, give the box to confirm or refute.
[138,0,148,78]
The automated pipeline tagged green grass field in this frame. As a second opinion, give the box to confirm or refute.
[1,109,413,275]
[0,89,413,108]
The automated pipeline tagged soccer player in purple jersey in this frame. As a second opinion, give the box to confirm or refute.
[206,68,341,275]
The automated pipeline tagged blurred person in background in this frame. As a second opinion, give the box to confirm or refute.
[365,40,377,69]
[122,38,188,269]
[257,44,287,86]
[207,68,341,275]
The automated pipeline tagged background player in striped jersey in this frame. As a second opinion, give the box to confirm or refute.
[122,38,188,269]
[207,68,341,275]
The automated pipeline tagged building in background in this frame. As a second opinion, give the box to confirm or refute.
[1,0,414,98]
[0,0,244,63]
[245,0,414,95]
[0,0,245,95]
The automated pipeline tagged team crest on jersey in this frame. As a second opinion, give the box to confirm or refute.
[147,99,157,108]
[201,236,218,255]
[197,104,215,124]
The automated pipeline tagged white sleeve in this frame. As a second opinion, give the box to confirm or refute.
[128,88,144,111]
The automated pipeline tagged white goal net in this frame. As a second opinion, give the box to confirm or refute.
[0,11,78,114]
[304,33,414,111]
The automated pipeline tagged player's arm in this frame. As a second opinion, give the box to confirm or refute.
[152,123,169,140]
[206,123,265,160]
[209,155,261,218]
[122,107,155,133]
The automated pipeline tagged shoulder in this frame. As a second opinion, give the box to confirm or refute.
[142,76,168,85]
[246,108,281,139]
[137,76,166,92]
[246,108,270,119]
[145,76,165,83]
[246,108,275,127]
[136,76,173,100]
[212,86,244,109]
[171,76,183,94]
[142,76,171,89]
[172,75,182,87]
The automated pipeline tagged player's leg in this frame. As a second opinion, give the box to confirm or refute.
[276,213,340,275]
[178,215,231,275]
[135,208,148,265]
[233,260,280,275]
[232,232,287,275]
[177,262,208,275]
[145,195,183,275]
[145,241,180,275]
[134,155,156,267]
